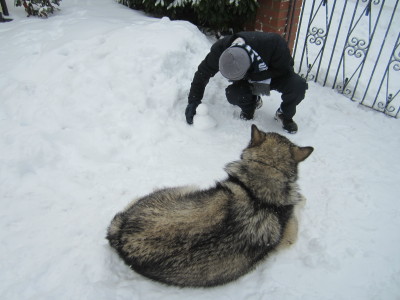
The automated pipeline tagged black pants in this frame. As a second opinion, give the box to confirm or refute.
[225,72,308,119]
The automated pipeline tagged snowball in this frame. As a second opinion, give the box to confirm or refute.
[196,103,209,116]
[193,114,217,130]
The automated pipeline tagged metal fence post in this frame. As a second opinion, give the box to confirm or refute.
[0,0,10,16]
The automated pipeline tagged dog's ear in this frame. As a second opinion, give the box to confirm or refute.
[249,124,264,147]
[292,146,314,162]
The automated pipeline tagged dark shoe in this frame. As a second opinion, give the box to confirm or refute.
[274,109,298,133]
[0,13,13,22]
[255,96,263,109]
[240,96,263,120]
[240,110,255,120]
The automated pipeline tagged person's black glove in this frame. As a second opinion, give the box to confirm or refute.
[185,101,200,124]
[251,82,271,96]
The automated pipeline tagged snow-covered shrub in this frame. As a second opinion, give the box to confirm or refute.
[15,0,62,18]
[117,0,258,32]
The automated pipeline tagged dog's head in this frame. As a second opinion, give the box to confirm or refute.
[242,125,314,170]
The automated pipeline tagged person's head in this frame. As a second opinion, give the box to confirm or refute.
[219,47,251,81]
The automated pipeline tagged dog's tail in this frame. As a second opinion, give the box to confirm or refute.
[106,212,125,249]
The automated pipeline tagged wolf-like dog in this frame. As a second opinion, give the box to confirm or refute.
[107,125,313,288]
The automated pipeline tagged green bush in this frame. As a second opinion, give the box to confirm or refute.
[117,0,258,32]
[15,0,62,17]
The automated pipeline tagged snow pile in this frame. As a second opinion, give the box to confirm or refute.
[0,0,399,299]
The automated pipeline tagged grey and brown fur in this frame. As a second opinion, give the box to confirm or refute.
[106,125,313,288]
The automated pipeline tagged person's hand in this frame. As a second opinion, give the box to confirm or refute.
[251,83,271,96]
[185,101,200,124]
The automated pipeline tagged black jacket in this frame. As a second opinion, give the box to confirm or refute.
[188,32,294,104]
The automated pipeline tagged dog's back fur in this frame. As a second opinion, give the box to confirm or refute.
[107,125,313,287]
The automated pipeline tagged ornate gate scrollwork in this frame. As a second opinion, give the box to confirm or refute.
[293,0,400,118]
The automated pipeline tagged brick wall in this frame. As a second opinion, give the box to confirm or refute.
[246,0,303,53]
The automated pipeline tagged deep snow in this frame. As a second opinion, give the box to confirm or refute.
[0,0,399,299]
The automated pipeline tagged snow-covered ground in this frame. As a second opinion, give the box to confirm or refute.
[1,0,399,299]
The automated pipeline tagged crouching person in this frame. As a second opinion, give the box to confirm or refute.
[185,31,308,134]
